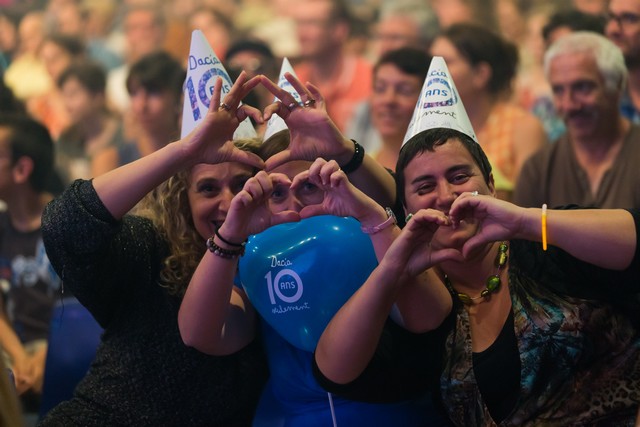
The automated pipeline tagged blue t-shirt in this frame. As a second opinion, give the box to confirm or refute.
[253,322,446,427]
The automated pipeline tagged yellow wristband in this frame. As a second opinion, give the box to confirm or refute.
[541,204,548,251]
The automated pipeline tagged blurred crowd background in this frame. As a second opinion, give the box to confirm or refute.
[0,0,607,136]
[0,0,623,424]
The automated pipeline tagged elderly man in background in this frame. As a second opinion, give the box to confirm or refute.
[514,32,640,209]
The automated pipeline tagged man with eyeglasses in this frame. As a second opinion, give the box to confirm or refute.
[514,31,640,211]
[606,0,640,122]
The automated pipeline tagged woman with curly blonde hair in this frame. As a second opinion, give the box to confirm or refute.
[134,138,261,296]
[39,74,270,426]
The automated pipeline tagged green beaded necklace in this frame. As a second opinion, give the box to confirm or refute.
[445,242,509,305]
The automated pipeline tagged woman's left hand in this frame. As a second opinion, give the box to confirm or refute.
[289,158,380,222]
[449,192,527,257]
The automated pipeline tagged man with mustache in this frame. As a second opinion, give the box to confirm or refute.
[513,31,640,209]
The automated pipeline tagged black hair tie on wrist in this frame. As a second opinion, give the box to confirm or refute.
[215,229,247,248]
[340,140,365,174]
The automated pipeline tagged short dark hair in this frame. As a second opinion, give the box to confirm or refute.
[126,51,185,98]
[374,47,432,82]
[57,59,106,94]
[396,128,492,207]
[0,114,55,193]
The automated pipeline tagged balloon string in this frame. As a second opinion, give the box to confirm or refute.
[327,392,337,427]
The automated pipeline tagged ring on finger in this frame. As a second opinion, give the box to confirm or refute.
[471,191,479,196]
[219,102,232,111]
[287,101,298,111]
[303,99,316,108]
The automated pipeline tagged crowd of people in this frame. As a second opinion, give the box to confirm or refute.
[1,0,639,425]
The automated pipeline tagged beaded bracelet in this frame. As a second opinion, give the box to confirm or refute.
[215,229,247,248]
[340,140,365,174]
[206,237,245,258]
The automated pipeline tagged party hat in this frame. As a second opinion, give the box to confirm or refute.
[181,30,257,139]
[401,56,477,147]
[262,57,301,142]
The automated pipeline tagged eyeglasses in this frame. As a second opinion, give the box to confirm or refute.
[605,11,640,28]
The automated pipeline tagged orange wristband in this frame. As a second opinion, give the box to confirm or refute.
[541,204,548,251]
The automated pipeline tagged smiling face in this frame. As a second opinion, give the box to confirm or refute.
[402,138,494,249]
[269,160,323,213]
[371,63,423,142]
[187,162,254,240]
[548,51,619,140]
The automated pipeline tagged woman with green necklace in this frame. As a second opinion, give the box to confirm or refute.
[295,55,640,425]
[300,125,640,426]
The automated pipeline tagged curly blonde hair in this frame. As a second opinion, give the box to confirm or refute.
[134,138,262,296]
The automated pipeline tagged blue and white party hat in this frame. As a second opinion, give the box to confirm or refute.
[402,56,477,147]
[181,30,257,139]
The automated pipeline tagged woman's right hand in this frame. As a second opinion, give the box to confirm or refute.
[448,192,527,257]
[181,71,265,168]
[381,210,464,279]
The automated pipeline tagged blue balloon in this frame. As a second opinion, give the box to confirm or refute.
[239,215,378,352]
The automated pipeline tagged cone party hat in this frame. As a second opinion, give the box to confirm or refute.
[181,30,257,139]
[262,57,301,142]
[401,56,477,147]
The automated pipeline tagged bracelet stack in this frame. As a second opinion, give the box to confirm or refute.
[206,230,247,259]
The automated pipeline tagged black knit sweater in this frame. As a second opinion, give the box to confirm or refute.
[38,180,268,426]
